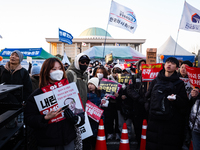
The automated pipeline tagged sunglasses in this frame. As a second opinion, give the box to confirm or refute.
[80,60,89,64]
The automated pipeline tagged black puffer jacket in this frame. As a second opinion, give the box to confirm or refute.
[145,69,188,150]
[24,89,76,147]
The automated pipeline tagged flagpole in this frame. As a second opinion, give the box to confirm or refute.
[103,0,113,64]
[174,0,186,56]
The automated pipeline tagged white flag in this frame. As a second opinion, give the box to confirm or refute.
[108,1,137,34]
[62,52,71,65]
[179,2,200,32]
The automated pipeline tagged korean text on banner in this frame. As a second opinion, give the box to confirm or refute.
[108,1,137,34]
[179,2,200,33]
[142,63,163,82]
[86,100,104,122]
[59,28,73,45]
[34,91,64,124]
[186,66,200,89]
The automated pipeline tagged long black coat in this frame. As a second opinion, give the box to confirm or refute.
[24,89,76,147]
[145,69,188,150]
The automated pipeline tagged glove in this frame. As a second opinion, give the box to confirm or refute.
[64,108,79,125]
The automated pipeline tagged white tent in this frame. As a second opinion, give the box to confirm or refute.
[157,36,195,62]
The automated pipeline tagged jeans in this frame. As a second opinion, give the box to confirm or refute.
[192,131,200,150]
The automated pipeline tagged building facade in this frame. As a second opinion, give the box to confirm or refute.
[46,27,146,61]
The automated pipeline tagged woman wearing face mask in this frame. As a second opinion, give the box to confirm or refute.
[25,58,83,150]
[95,66,109,82]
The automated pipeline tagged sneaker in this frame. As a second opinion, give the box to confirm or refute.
[115,133,121,140]
[107,134,114,140]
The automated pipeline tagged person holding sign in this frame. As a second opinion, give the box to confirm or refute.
[25,58,84,150]
[86,77,105,150]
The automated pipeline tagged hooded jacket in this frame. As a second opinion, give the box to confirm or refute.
[66,53,89,108]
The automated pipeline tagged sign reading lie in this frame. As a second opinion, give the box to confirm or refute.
[142,63,163,82]
[186,66,200,89]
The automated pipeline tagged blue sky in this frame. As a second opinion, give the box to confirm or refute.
[0,0,200,55]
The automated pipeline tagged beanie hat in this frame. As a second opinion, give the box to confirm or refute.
[11,50,24,63]
[88,77,99,88]
[31,65,41,75]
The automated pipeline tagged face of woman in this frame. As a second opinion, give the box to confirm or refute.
[88,83,96,92]
[49,61,64,83]
[50,61,62,73]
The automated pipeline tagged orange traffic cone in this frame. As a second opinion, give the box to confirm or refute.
[119,123,130,150]
[140,119,147,150]
[189,141,193,150]
[95,119,107,150]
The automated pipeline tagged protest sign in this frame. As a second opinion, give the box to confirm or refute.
[186,66,200,89]
[180,77,192,95]
[86,100,104,122]
[52,82,84,114]
[146,48,157,64]
[105,53,113,64]
[100,78,121,99]
[118,74,132,84]
[34,91,64,124]
[79,112,93,139]
[142,63,163,82]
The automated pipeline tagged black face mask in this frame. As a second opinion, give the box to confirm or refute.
[33,76,39,80]
[79,64,88,72]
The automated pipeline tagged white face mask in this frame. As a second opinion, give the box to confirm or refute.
[97,73,104,79]
[50,70,63,81]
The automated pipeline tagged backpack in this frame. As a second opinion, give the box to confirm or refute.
[149,77,182,120]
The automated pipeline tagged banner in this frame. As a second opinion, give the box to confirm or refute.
[59,28,73,44]
[86,100,104,122]
[179,2,200,32]
[1,48,42,57]
[186,66,200,89]
[108,1,137,34]
[142,63,163,82]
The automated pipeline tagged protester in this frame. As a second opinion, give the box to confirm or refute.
[85,77,105,150]
[117,69,133,139]
[66,53,91,109]
[105,64,121,140]
[64,63,69,71]
[25,57,84,150]
[126,59,148,148]
[145,57,188,150]
[0,50,32,103]
[94,66,109,82]
[30,65,41,92]
[189,88,200,150]
[177,60,193,150]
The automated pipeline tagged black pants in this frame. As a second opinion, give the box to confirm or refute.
[104,102,120,137]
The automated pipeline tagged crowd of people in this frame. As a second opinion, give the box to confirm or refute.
[0,50,200,150]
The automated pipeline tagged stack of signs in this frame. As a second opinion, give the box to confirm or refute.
[86,100,104,123]
[34,80,93,140]
[141,63,163,82]
[118,74,132,84]
[99,78,122,99]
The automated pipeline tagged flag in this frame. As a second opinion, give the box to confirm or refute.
[59,28,73,44]
[62,52,71,65]
[179,2,200,32]
[108,1,137,34]
[82,42,87,46]
[0,35,2,38]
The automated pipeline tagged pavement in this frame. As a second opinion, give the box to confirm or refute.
[107,139,138,150]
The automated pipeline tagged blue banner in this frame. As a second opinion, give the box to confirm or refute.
[59,28,73,45]
[0,48,42,57]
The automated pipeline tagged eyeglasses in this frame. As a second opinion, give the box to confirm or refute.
[80,60,89,64]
